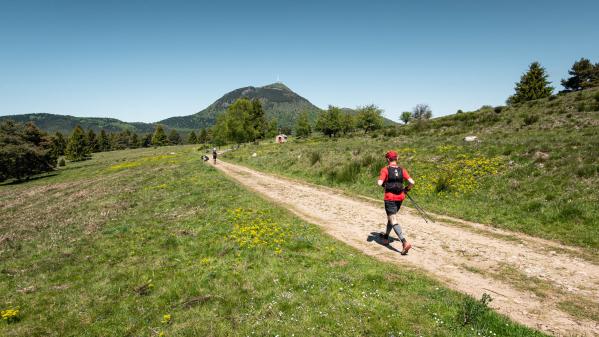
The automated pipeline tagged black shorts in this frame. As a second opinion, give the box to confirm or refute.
[384,200,403,215]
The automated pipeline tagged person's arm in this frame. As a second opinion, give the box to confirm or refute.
[377,168,387,187]
[403,169,415,192]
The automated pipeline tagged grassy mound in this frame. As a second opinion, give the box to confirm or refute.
[223,88,599,251]
[0,146,545,336]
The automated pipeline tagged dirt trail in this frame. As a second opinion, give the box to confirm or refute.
[211,160,599,336]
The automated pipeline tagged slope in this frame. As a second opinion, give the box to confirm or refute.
[0,113,155,134]
[222,87,599,250]
[159,82,322,130]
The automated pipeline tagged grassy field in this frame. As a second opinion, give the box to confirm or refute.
[222,88,599,252]
[0,146,546,336]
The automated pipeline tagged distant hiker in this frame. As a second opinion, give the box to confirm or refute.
[377,150,415,254]
[212,147,217,164]
[201,155,209,162]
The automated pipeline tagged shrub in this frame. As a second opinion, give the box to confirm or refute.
[548,95,558,101]
[58,158,66,167]
[457,293,493,326]
[434,173,452,193]
[457,109,463,114]
[309,151,321,166]
[594,92,599,103]
[523,114,539,126]
[493,106,504,113]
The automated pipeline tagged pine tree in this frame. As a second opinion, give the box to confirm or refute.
[141,133,152,147]
[65,125,91,161]
[188,131,198,144]
[561,58,599,91]
[295,111,312,138]
[98,129,110,152]
[87,129,98,152]
[168,130,181,145]
[0,121,57,181]
[508,62,553,104]
[130,133,139,148]
[152,125,168,146]
[355,105,383,133]
[51,131,67,157]
[198,128,208,144]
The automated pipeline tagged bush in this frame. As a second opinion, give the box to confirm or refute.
[548,95,558,101]
[594,92,599,103]
[494,106,504,113]
[577,103,586,112]
[309,151,321,166]
[58,158,66,167]
[457,109,463,114]
[523,114,539,126]
[457,293,493,326]
[434,173,452,193]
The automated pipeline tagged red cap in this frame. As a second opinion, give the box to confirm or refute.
[385,150,398,160]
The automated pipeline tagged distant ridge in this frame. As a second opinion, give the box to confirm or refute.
[0,83,396,134]
[0,113,155,134]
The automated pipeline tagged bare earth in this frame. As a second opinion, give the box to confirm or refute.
[212,160,599,337]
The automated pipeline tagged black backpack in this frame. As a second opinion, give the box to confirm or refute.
[384,166,404,194]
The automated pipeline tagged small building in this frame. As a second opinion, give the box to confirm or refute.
[275,134,288,143]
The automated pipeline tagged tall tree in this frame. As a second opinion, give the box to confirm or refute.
[98,129,110,152]
[507,62,553,104]
[295,111,312,138]
[141,133,152,147]
[152,125,168,146]
[561,58,599,91]
[0,121,57,182]
[249,98,268,139]
[188,131,198,144]
[355,105,383,133]
[315,106,342,137]
[340,111,356,135]
[130,133,139,148]
[87,129,98,152]
[412,104,433,120]
[168,129,181,145]
[400,111,412,124]
[65,125,91,161]
[50,131,67,157]
[198,128,208,144]
[212,98,257,144]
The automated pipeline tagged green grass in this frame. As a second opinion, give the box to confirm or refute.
[0,146,546,336]
[223,88,599,252]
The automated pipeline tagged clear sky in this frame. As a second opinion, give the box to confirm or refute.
[1,0,598,123]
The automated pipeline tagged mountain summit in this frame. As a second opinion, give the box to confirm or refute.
[159,83,322,130]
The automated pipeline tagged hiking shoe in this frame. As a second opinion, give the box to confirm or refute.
[380,234,390,245]
[401,242,412,255]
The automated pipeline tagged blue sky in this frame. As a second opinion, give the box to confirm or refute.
[1,0,598,123]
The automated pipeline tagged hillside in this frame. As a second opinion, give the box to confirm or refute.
[159,82,323,130]
[0,146,545,336]
[223,88,599,251]
[0,113,155,135]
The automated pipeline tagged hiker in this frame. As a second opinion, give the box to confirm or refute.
[212,147,217,164]
[377,150,415,254]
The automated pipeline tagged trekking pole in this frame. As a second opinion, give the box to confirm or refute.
[405,192,435,224]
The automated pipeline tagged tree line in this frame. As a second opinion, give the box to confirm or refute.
[0,121,213,181]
